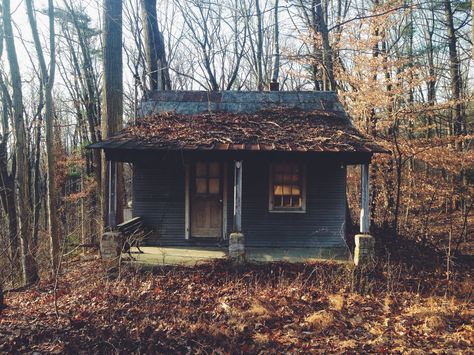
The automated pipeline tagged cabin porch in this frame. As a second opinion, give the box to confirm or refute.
[125,246,351,266]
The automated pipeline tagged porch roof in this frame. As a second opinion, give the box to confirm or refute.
[89,107,388,154]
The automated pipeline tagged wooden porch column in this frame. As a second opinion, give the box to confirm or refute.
[360,163,370,234]
[233,160,243,232]
[230,160,245,262]
[108,160,117,227]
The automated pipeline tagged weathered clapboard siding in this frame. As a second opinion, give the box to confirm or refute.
[241,158,347,248]
[133,154,347,250]
[132,157,187,246]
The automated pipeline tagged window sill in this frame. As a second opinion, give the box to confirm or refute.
[268,209,306,214]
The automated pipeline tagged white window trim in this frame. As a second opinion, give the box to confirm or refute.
[268,163,307,213]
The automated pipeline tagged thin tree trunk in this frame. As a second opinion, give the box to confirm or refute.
[271,0,280,84]
[0,52,18,264]
[63,0,102,194]
[315,0,335,91]
[32,87,43,251]
[255,0,264,91]
[141,0,171,91]
[368,0,380,227]
[26,0,60,271]
[424,4,436,138]
[444,0,463,142]
[3,0,38,284]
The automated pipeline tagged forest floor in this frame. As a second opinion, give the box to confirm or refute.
[0,242,473,353]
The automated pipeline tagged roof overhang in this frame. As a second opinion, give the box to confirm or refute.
[88,91,390,158]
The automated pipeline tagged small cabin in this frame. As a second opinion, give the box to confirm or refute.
[90,91,387,262]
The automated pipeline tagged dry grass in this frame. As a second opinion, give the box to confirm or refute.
[328,294,345,311]
[304,310,335,333]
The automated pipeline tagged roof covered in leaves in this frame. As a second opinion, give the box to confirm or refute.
[89,91,388,154]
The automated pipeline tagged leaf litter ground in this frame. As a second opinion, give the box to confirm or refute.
[0,254,473,353]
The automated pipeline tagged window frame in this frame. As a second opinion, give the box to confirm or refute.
[268,162,307,213]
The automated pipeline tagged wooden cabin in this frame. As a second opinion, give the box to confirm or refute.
[90,91,387,261]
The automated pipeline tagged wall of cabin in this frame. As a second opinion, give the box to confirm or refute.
[132,154,348,251]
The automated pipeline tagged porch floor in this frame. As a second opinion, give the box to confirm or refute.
[126,246,351,266]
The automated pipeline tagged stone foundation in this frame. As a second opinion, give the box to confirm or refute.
[354,234,375,266]
[229,232,245,263]
[100,232,122,260]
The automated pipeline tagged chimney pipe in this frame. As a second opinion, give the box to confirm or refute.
[269,81,279,91]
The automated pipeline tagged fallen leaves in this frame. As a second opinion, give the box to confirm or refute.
[0,258,472,353]
[98,108,388,153]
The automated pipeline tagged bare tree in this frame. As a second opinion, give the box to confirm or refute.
[271,0,280,86]
[2,0,38,284]
[26,0,59,271]
[444,0,463,142]
[0,11,18,272]
[141,0,171,91]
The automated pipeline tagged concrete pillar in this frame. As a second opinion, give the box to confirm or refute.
[229,232,245,263]
[100,231,122,259]
[354,234,375,266]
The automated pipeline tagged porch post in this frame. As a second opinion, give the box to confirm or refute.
[108,160,117,228]
[360,163,369,234]
[354,162,375,266]
[229,160,245,263]
[233,160,243,232]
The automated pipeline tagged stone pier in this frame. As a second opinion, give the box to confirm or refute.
[228,232,245,263]
[354,234,375,266]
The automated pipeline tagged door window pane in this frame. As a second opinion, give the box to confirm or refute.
[209,162,220,177]
[209,178,220,194]
[196,178,207,194]
[196,162,207,177]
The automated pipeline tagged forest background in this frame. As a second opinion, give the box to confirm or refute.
[0,0,472,288]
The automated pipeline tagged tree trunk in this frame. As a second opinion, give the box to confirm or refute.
[101,0,124,229]
[3,0,38,284]
[26,0,60,272]
[0,56,18,264]
[315,0,335,91]
[368,0,380,228]
[425,4,436,138]
[271,0,280,85]
[31,88,43,252]
[255,0,264,91]
[141,0,171,91]
[444,0,463,143]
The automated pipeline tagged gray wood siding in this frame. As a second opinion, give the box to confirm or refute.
[240,159,347,248]
[133,159,187,246]
[133,155,347,249]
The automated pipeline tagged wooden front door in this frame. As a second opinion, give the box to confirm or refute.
[190,161,223,238]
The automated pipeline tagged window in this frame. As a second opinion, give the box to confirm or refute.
[195,162,221,195]
[269,163,306,212]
